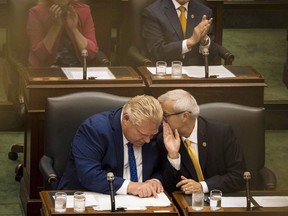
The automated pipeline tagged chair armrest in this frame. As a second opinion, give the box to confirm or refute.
[39,155,58,184]
[215,43,235,65]
[259,167,277,190]
[128,46,153,67]
[93,50,111,66]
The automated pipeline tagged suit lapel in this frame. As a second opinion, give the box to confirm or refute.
[163,0,184,40]
[110,109,124,177]
[186,1,202,39]
[197,117,208,173]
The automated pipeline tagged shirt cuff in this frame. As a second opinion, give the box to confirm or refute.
[167,154,181,170]
[200,181,209,193]
[182,39,191,54]
[116,180,129,195]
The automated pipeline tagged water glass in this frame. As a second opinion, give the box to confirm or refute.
[74,191,86,212]
[192,190,204,211]
[210,189,222,211]
[171,61,182,78]
[156,61,167,77]
[54,192,67,213]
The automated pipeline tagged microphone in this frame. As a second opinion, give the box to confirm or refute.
[81,49,88,80]
[243,171,252,211]
[199,36,210,78]
[107,172,116,212]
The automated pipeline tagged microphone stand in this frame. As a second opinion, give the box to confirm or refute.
[107,172,116,212]
[81,49,88,80]
[243,171,252,211]
[199,36,210,78]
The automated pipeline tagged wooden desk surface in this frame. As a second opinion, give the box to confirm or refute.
[172,191,288,216]
[137,65,266,107]
[40,191,179,216]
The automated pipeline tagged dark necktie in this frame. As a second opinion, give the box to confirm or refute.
[127,143,138,182]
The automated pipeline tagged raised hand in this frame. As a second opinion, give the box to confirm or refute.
[187,15,213,48]
[49,4,63,27]
[163,121,181,159]
[66,5,78,31]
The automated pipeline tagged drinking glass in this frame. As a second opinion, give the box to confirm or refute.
[156,61,167,77]
[54,192,67,213]
[171,61,182,78]
[210,189,222,211]
[74,191,86,212]
[192,190,204,211]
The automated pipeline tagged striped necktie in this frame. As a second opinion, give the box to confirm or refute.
[178,6,187,36]
[127,143,138,182]
[184,139,204,181]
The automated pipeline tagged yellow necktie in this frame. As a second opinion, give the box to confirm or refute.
[184,139,204,181]
[178,6,187,36]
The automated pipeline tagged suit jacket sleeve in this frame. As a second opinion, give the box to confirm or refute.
[70,110,125,194]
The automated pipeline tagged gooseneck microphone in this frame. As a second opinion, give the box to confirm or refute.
[81,49,88,80]
[243,171,252,211]
[107,172,116,212]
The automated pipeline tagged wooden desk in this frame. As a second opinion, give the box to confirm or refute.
[19,67,146,215]
[172,191,288,216]
[137,65,266,107]
[40,191,179,216]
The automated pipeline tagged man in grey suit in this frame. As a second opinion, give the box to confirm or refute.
[157,89,246,195]
[142,0,219,65]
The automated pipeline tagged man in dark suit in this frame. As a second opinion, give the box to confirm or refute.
[142,0,219,65]
[57,95,164,198]
[157,89,246,195]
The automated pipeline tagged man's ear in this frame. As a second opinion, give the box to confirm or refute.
[122,113,130,124]
[183,111,190,119]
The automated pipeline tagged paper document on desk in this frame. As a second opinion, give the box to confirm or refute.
[147,65,235,78]
[84,192,171,211]
[61,67,116,80]
[221,196,288,208]
[183,65,235,78]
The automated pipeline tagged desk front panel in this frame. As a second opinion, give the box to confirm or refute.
[137,66,266,107]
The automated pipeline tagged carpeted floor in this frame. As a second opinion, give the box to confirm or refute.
[223,28,288,101]
[0,132,24,215]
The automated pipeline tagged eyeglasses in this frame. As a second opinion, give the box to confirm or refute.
[163,111,191,119]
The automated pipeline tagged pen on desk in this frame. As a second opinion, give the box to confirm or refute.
[209,75,219,78]
[88,76,97,80]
